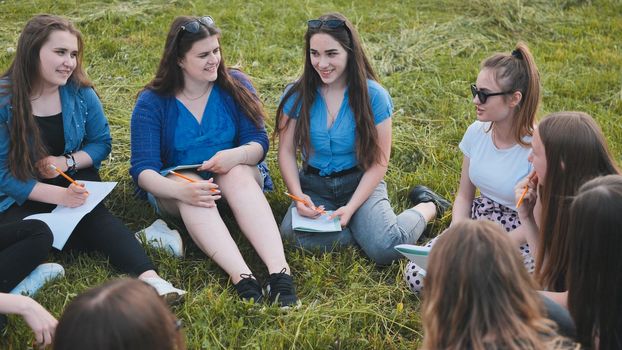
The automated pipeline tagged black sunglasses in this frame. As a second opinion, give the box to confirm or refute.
[470,84,513,104]
[307,19,346,30]
[180,16,215,34]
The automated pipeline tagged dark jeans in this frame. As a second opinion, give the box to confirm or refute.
[0,167,155,277]
[0,220,53,293]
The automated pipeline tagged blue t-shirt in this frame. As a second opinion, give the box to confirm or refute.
[282,79,392,175]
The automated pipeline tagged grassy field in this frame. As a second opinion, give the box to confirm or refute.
[1,0,621,348]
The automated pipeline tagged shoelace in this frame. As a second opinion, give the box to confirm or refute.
[266,268,292,295]
[236,274,260,296]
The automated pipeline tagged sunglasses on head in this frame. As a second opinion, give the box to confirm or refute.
[307,19,346,30]
[470,84,513,104]
[180,16,215,34]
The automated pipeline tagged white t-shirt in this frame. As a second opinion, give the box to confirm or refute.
[459,121,532,209]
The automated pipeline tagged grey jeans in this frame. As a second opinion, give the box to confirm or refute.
[280,169,426,265]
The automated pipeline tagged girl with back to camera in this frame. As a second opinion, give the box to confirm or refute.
[565,175,622,349]
[421,220,578,350]
[54,278,185,350]
[0,14,184,304]
[405,42,540,294]
[130,16,298,307]
[275,12,450,265]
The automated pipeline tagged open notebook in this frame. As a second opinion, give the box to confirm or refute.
[291,207,341,232]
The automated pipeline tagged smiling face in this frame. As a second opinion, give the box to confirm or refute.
[528,128,547,181]
[473,68,516,123]
[179,34,221,84]
[309,33,348,87]
[38,30,78,90]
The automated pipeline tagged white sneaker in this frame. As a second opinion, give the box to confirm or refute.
[10,263,65,296]
[136,219,184,258]
[141,277,187,305]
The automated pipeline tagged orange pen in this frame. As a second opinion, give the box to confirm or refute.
[516,172,537,208]
[170,171,218,192]
[48,164,88,192]
[284,192,327,215]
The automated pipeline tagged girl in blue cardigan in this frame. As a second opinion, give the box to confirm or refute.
[130,16,298,307]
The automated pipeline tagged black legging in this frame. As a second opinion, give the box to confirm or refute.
[0,167,155,277]
[0,220,53,293]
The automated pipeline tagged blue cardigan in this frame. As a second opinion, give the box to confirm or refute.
[129,70,270,197]
[0,81,112,212]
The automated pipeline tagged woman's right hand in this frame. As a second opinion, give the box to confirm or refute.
[60,183,89,208]
[295,193,323,218]
[515,172,538,221]
[19,296,58,347]
[177,178,221,208]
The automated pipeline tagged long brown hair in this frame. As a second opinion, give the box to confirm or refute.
[422,221,562,350]
[144,16,265,127]
[275,13,383,170]
[567,175,622,349]
[481,41,541,146]
[0,14,91,180]
[54,278,185,350]
[535,112,620,291]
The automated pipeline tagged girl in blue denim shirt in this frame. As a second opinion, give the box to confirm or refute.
[275,13,449,265]
[0,15,184,308]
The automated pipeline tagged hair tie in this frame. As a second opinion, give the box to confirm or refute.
[511,49,523,60]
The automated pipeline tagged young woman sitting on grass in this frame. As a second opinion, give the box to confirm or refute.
[275,12,449,265]
[130,16,298,307]
[563,175,622,349]
[421,220,579,350]
[511,111,620,292]
[404,42,541,294]
[54,278,186,350]
[0,14,184,304]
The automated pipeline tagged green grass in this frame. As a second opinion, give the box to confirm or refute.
[1,0,621,348]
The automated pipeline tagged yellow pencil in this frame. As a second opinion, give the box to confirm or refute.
[170,171,218,192]
[516,172,537,208]
[284,192,327,215]
[48,164,87,192]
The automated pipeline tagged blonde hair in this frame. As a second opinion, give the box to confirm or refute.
[422,221,566,350]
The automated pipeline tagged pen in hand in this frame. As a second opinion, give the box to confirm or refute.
[48,164,88,193]
[284,192,327,216]
[516,172,537,208]
[170,171,218,192]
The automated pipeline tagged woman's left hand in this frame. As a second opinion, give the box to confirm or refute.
[36,156,66,179]
[198,149,241,174]
[329,205,355,228]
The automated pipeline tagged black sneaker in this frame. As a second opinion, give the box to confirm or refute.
[266,268,299,308]
[409,185,451,219]
[234,274,263,303]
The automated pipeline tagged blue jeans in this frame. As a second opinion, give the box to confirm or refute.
[280,170,426,265]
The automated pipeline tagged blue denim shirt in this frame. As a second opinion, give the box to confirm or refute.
[0,81,112,212]
[282,79,393,176]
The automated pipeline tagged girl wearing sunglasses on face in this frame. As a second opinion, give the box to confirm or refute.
[130,16,298,307]
[275,13,450,265]
[404,42,542,294]
[0,14,185,305]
